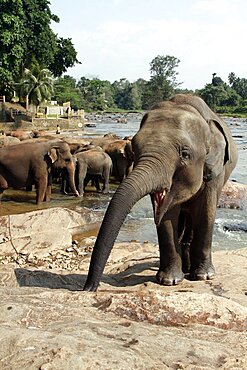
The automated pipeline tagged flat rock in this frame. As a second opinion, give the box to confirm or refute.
[0,234,246,369]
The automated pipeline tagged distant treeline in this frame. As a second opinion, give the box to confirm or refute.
[53,66,247,115]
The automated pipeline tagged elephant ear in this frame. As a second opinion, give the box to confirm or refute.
[203,119,230,182]
[48,148,58,163]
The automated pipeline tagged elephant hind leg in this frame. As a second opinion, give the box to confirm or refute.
[0,175,8,202]
[178,211,193,274]
[102,168,110,193]
[78,166,87,195]
[93,176,101,192]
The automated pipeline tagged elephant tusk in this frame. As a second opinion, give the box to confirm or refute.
[151,189,173,226]
[153,189,167,205]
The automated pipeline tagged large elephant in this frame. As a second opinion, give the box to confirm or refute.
[83,94,238,291]
[75,148,112,196]
[0,141,79,204]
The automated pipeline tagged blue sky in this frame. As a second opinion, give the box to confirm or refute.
[50,0,247,90]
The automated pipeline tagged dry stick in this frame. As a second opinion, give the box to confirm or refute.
[7,215,21,265]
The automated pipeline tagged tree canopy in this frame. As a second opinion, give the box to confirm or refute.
[0,0,79,96]
[16,68,54,110]
[147,55,181,106]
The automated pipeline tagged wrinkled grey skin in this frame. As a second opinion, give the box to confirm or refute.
[83,94,238,291]
[0,141,79,204]
[75,148,112,195]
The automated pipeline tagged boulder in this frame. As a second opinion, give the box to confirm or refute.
[220,180,247,209]
[0,207,102,257]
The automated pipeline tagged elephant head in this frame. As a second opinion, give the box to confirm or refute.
[48,141,79,197]
[83,94,238,291]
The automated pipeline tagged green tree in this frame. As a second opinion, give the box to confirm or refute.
[212,73,224,86]
[77,77,115,111]
[48,37,81,78]
[54,75,84,110]
[16,68,54,111]
[228,72,247,99]
[145,55,181,108]
[0,0,79,96]
[0,0,25,96]
[112,79,142,110]
[128,83,142,110]
[198,75,240,110]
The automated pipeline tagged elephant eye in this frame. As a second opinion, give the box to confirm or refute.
[179,147,191,161]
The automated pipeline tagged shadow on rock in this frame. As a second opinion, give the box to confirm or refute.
[14,260,158,291]
[107,260,158,287]
[14,268,86,291]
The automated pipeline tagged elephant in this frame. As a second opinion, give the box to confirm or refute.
[102,139,134,182]
[89,133,120,149]
[62,137,91,154]
[74,148,112,196]
[83,93,238,291]
[9,130,34,141]
[0,141,79,204]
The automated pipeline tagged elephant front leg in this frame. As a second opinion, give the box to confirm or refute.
[78,167,87,196]
[156,206,184,285]
[35,176,48,205]
[43,172,52,202]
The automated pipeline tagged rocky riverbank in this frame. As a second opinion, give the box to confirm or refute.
[0,205,246,369]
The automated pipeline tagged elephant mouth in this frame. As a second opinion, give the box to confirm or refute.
[151,188,173,226]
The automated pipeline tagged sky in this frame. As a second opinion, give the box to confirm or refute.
[50,0,247,90]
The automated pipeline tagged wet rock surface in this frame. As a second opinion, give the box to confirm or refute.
[220,181,247,210]
[0,207,246,369]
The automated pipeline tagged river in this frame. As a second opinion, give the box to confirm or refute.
[0,114,246,251]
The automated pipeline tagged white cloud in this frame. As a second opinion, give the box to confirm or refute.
[193,0,236,14]
[53,0,247,89]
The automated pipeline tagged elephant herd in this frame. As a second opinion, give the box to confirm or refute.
[0,94,239,291]
[0,130,134,205]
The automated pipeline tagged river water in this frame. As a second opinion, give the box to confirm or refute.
[0,115,246,251]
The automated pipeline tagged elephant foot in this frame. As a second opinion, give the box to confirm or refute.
[156,268,184,286]
[190,263,215,281]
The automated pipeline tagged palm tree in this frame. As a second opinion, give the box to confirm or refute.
[17,68,54,112]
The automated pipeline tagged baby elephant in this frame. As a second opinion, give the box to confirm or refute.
[75,148,112,196]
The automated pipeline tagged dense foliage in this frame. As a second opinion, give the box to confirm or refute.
[196,72,247,115]
[52,58,247,115]
[15,68,54,110]
[52,55,183,111]
[0,0,79,97]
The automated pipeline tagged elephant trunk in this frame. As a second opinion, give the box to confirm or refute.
[83,161,161,291]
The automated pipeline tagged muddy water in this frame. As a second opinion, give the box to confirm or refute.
[0,116,246,251]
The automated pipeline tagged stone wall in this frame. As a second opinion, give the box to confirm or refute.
[0,116,84,130]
